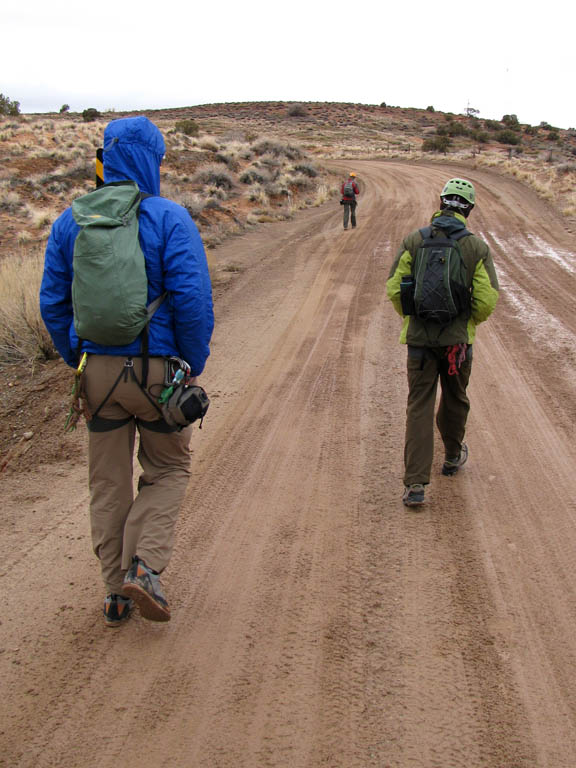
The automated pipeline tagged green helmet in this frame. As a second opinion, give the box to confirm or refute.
[441,178,475,205]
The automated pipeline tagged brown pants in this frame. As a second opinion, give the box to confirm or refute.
[404,346,472,486]
[83,356,192,594]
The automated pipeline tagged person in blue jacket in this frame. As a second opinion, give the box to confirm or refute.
[40,116,214,627]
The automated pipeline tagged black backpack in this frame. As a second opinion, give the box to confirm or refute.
[400,226,471,324]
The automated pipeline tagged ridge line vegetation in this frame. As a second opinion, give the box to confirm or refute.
[0,100,575,364]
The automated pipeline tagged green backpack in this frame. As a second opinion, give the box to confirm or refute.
[71,181,163,346]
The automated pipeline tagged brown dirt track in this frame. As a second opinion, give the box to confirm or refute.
[2,159,576,767]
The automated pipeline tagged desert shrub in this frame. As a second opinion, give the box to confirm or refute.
[497,130,522,145]
[447,122,469,137]
[293,162,318,178]
[470,130,489,143]
[426,105,435,112]
[289,174,314,190]
[82,108,101,122]
[59,104,70,114]
[0,93,20,116]
[199,137,219,152]
[175,119,199,137]
[557,163,576,175]
[524,125,538,136]
[192,165,235,190]
[0,188,23,213]
[184,198,206,218]
[214,151,240,171]
[546,130,560,142]
[483,119,502,131]
[502,114,520,129]
[380,102,387,108]
[245,184,269,205]
[264,177,290,197]
[251,139,302,160]
[239,166,270,184]
[422,136,451,153]
[0,250,56,363]
[257,153,282,172]
[287,103,308,117]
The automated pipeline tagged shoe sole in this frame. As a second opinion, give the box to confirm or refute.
[403,494,425,507]
[442,465,460,476]
[104,618,129,628]
[122,583,171,622]
[442,459,468,476]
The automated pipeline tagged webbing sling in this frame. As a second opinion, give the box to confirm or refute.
[87,357,177,434]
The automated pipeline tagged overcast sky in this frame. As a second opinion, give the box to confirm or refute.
[3,0,574,129]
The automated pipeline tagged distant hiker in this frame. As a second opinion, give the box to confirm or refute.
[386,177,499,507]
[340,172,359,230]
[40,116,214,625]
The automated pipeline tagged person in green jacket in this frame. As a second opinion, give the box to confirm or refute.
[386,178,499,507]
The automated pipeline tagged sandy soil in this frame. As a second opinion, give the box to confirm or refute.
[2,160,576,768]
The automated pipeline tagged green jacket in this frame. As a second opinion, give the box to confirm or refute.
[386,210,499,346]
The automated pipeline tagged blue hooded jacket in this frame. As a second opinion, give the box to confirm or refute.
[40,116,214,375]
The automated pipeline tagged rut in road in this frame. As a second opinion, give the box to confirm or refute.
[2,161,576,768]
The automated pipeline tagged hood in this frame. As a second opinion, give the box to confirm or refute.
[430,209,468,236]
[102,116,165,195]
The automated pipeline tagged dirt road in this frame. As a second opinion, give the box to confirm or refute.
[2,160,576,768]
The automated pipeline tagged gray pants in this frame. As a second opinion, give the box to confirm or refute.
[82,355,192,594]
[343,200,357,229]
[404,345,472,485]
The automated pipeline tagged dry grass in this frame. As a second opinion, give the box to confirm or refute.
[0,249,56,363]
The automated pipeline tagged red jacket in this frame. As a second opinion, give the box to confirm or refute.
[341,179,359,201]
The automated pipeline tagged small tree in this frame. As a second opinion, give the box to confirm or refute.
[497,129,521,145]
[447,122,469,137]
[502,114,520,129]
[470,130,489,143]
[82,107,101,122]
[59,104,70,114]
[426,105,435,112]
[0,93,21,116]
[422,136,451,153]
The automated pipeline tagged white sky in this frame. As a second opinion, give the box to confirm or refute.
[3,0,574,129]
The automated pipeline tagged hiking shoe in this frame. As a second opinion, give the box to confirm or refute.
[123,557,171,622]
[402,484,425,507]
[103,594,133,628]
[442,443,469,476]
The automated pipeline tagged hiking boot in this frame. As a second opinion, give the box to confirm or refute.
[402,484,425,507]
[123,557,171,622]
[442,443,469,476]
[103,594,133,628]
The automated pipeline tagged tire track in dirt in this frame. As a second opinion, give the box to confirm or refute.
[2,160,576,768]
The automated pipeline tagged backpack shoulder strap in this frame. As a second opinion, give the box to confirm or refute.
[450,228,471,241]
